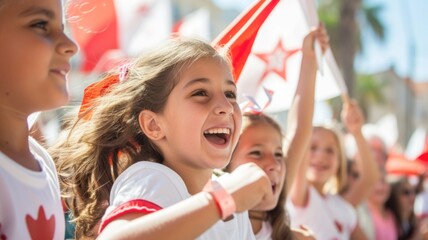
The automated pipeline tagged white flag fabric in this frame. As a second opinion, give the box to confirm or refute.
[406,127,428,159]
[115,0,172,56]
[213,0,344,112]
[173,8,211,41]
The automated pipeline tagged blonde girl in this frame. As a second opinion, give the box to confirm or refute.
[51,38,271,239]
[287,98,380,239]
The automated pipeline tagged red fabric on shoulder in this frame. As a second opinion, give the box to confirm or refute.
[99,199,162,233]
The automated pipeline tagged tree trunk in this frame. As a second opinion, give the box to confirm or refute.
[338,0,361,98]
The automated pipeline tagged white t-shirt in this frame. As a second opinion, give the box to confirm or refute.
[255,221,272,240]
[286,186,357,240]
[101,161,255,240]
[0,137,64,240]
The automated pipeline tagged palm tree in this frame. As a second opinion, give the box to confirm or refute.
[318,0,385,98]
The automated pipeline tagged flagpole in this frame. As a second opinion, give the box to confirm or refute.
[298,0,349,99]
[298,0,324,75]
[341,93,350,104]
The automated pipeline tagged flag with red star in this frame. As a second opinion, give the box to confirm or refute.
[213,0,345,112]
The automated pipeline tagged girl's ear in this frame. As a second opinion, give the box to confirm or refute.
[138,110,164,140]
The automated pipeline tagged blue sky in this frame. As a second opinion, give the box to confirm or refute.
[212,0,428,82]
[211,0,254,10]
[356,0,428,82]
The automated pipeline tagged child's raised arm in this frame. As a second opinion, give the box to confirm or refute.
[286,25,329,205]
[340,99,380,207]
[98,163,271,240]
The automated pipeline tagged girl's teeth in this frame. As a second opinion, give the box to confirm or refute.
[204,128,230,134]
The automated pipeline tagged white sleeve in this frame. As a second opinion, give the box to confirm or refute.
[106,162,189,213]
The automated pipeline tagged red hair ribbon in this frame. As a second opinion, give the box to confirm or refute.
[78,65,130,120]
[240,87,274,114]
[78,75,119,120]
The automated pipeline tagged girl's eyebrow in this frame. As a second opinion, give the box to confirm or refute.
[20,6,55,19]
[226,79,237,89]
[183,78,209,89]
[183,78,236,89]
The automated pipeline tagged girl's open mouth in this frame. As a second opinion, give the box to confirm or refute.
[203,128,231,146]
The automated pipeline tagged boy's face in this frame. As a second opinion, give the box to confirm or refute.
[0,0,77,115]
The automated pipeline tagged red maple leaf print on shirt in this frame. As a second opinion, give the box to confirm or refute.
[26,206,55,240]
[334,220,343,233]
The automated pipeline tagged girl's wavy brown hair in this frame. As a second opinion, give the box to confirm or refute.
[49,38,230,239]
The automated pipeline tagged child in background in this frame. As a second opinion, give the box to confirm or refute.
[363,166,397,240]
[51,38,271,239]
[345,129,395,239]
[386,175,421,240]
[0,0,77,238]
[225,26,329,240]
[287,99,379,239]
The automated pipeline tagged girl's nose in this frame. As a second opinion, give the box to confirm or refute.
[58,32,78,57]
[266,154,281,172]
[214,95,234,115]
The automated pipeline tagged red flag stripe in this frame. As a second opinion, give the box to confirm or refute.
[212,0,280,81]
[212,0,266,44]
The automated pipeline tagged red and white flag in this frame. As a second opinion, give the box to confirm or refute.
[213,0,346,112]
[406,127,428,159]
[67,0,172,73]
[172,8,211,41]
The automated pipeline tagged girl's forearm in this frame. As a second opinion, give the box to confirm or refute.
[343,130,380,207]
[286,56,317,205]
[98,192,221,240]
